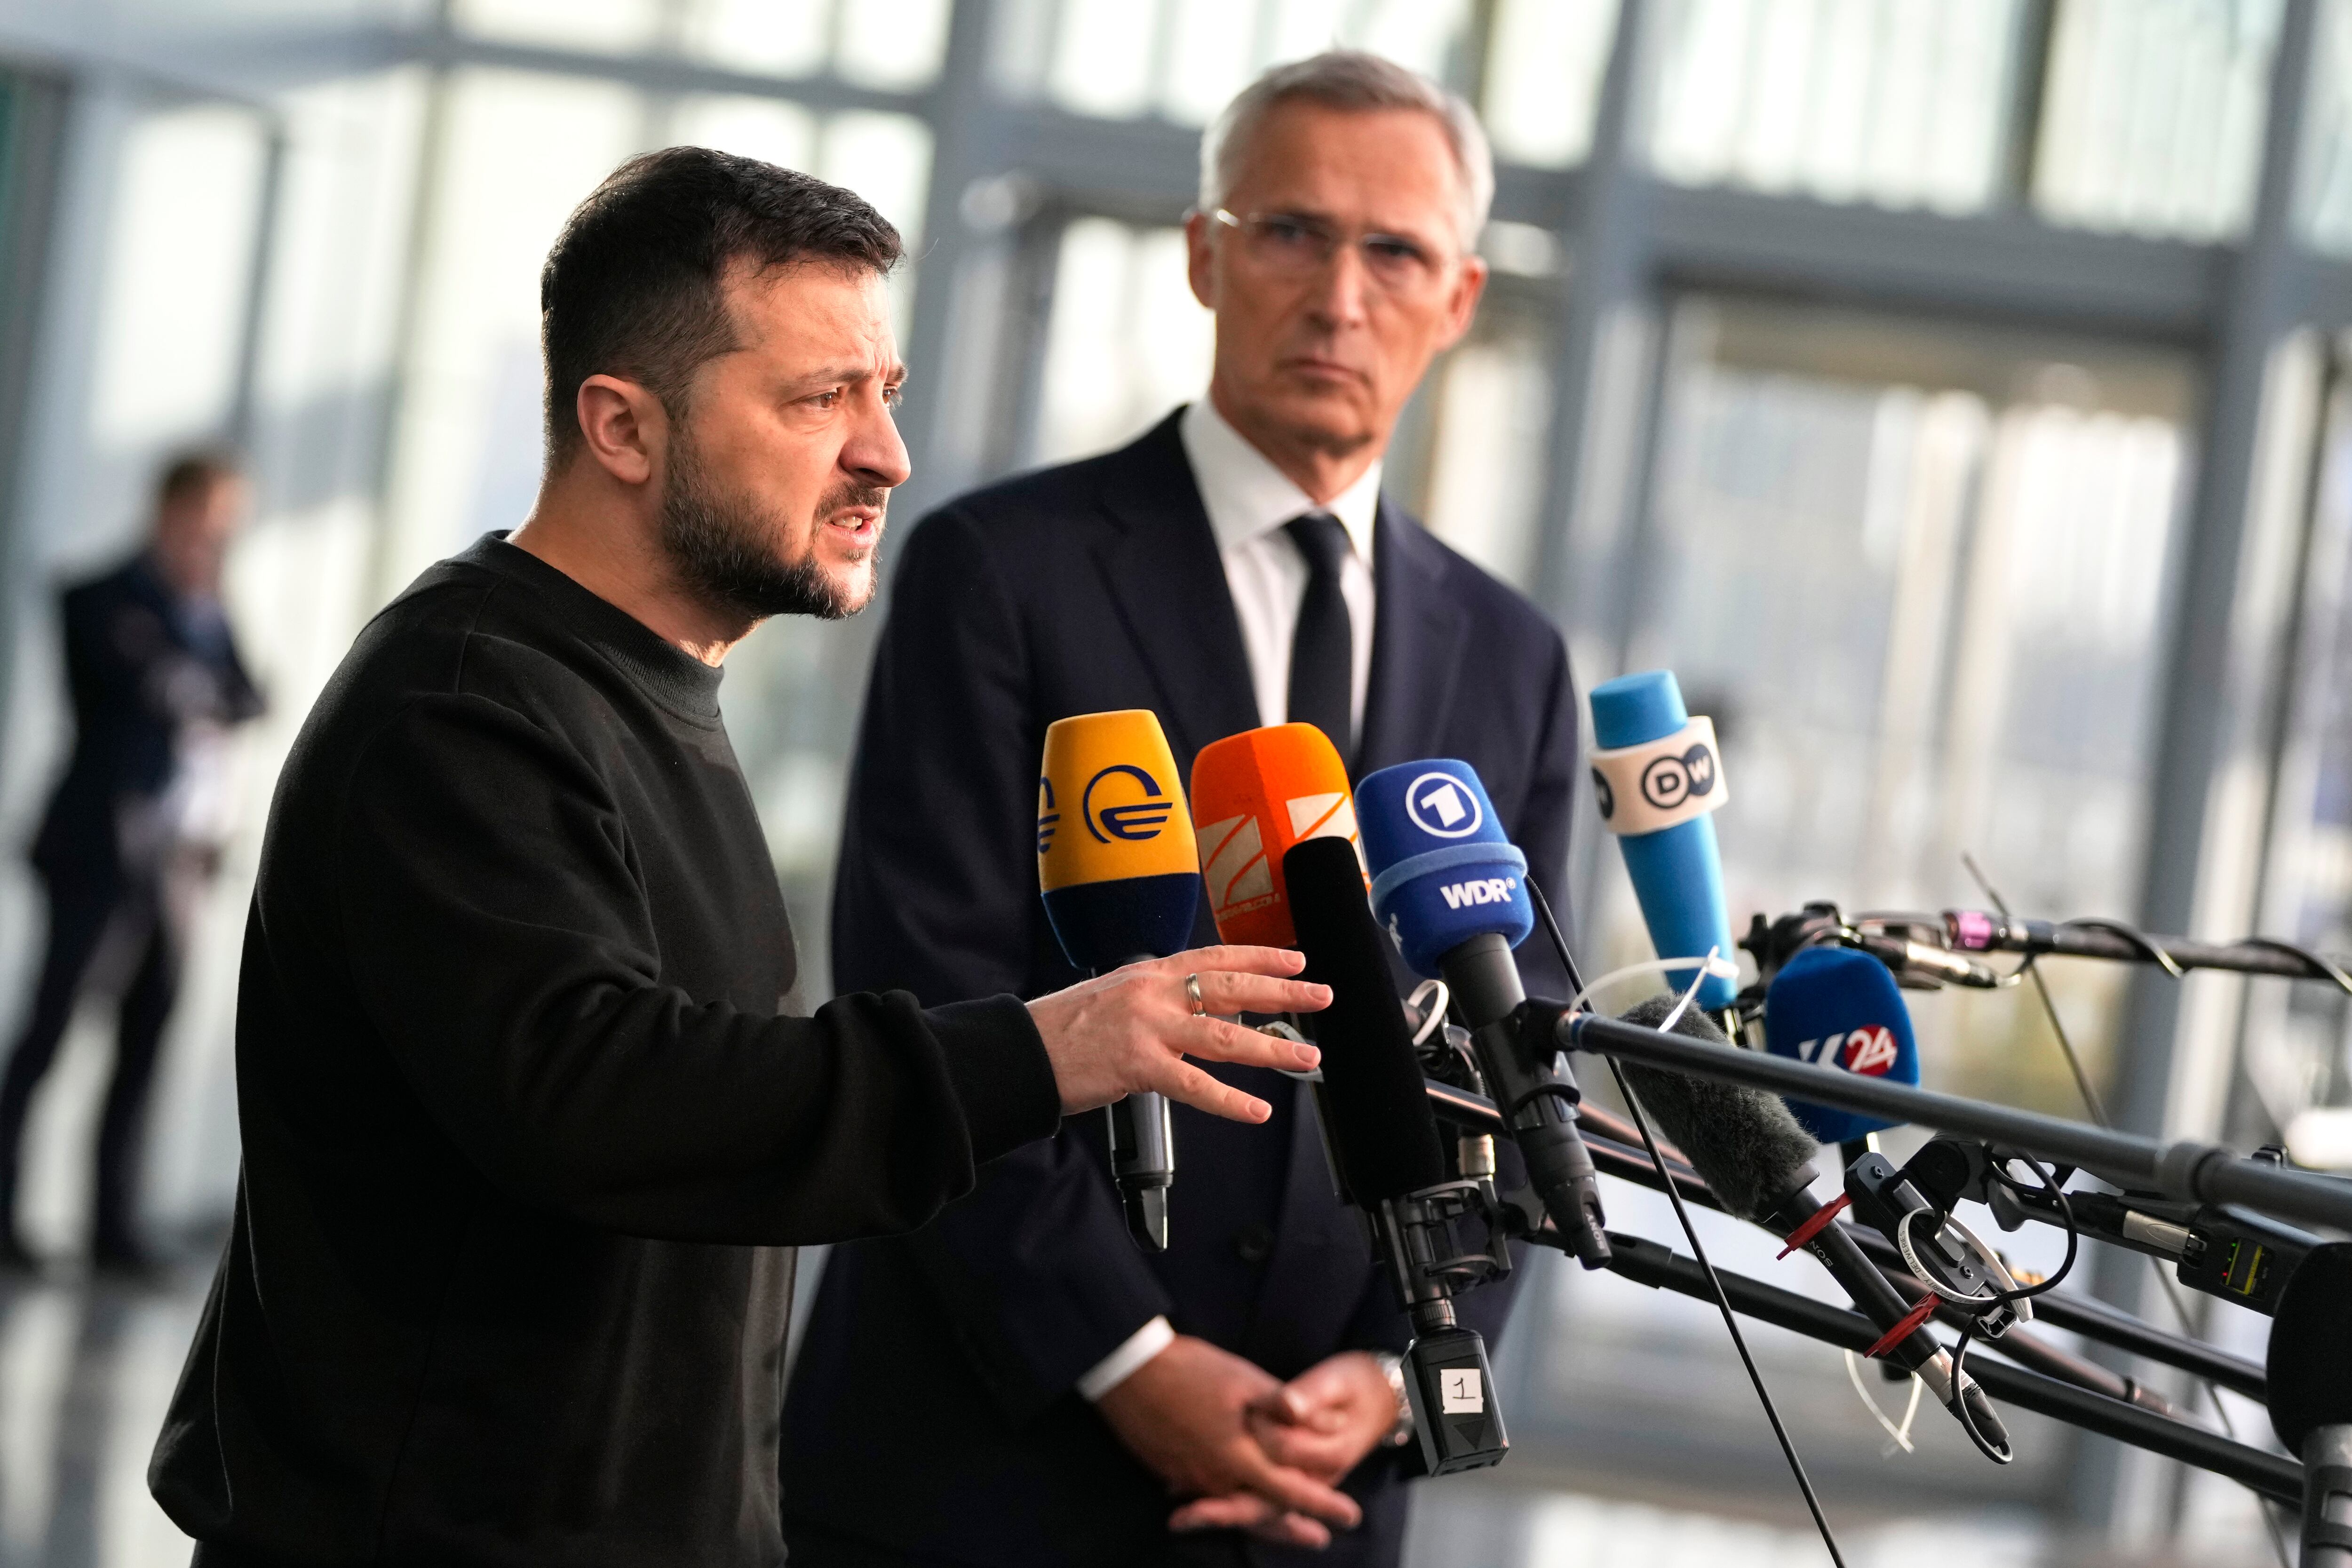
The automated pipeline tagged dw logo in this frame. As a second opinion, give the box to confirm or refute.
[1639,743,1719,812]
[1083,764,1174,843]
[1590,767,1616,821]
[1036,778,1058,854]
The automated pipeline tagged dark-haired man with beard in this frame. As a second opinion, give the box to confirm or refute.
[147,147,1331,1568]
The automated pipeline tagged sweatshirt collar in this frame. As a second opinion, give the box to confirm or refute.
[466,533,726,721]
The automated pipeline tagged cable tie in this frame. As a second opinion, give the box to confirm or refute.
[1776,1193,1851,1259]
[1863,1294,1940,1361]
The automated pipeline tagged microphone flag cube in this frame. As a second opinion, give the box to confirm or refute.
[1761,944,1920,1144]
[1357,760,1531,978]
[1589,670,1738,1010]
[1189,722,1360,947]
[1037,709,1201,970]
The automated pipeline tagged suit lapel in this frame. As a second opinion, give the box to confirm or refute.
[1358,501,1470,777]
[1085,413,1260,764]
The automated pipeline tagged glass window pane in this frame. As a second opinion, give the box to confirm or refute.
[1161,0,1262,127]
[88,105,270,458]
[1044,0,1477,126]
[1421,331,1552,586]
[679,0,832,77]
[1033,219,1214,466]
[1605,299,2193,1113]
[671,95,819,171]
[1649,0,2022,214]
[2034,0,2281,241]
[379,70,648,593]
[2300,0,2352,253]
[1049,0,1163,119]
[835,0,952,91]
[450,0,662,54]
[1483,0,1620,168]
[2255,354,2352,1165]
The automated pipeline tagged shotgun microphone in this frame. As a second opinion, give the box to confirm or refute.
[1037,708,1201,1250]
[1616,993,2010,1458]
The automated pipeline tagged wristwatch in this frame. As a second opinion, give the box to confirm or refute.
[1374,1352,1414,1448]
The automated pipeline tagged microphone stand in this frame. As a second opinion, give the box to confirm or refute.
[1426,1080,2246,1413]
[1561,1012,2352,1236]
[1511,1220,2306,1506]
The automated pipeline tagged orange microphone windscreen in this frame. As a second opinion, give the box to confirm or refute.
[1188,723,1361,947]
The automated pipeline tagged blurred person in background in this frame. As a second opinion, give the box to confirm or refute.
[0,452,261,1275]
[787,52,1580,1568]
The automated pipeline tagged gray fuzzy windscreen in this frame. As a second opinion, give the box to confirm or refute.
[1613,994,1820,1220]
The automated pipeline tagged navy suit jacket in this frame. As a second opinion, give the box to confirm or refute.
[783,412,1580,1567]
[31,553,260,891]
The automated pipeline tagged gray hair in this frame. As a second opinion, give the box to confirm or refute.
[1198,50,1495,249]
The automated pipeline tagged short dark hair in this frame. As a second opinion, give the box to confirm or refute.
[157,450,241,509]
[539,146,903,467]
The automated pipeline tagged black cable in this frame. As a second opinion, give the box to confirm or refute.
[1525,876,1588,1001]
[1528,877,1847,1568]
[1609,1057,1847,1564]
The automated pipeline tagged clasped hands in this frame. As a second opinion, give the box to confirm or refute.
[1097,1335,1403,1551]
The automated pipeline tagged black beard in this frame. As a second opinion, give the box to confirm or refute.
[657,434,879,623]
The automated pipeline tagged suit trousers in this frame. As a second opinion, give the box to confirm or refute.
[0,861,181,1250]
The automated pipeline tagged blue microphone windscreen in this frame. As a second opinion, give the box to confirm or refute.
[1042,874,1201,971]
[1357,761,1531,978]
[1762,945,1921,1144]
[1590,670,1688,751]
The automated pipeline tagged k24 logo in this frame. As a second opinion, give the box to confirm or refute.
[1794,1023,1900,1077]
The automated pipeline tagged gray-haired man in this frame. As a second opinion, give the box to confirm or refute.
[786,53,1578,1567]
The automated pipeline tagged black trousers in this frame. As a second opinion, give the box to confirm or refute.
[0,862,179,1250]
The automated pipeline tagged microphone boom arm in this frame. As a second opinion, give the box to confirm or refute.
[1534,1225,2304,1506]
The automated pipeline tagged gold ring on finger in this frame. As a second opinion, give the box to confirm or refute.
[1185,973,1206,1016]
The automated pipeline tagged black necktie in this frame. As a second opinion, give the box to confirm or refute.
[1284,513,1354,759]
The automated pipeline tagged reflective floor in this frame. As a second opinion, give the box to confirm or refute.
[0,1219,2284,1568]
[0,1262,206,1568]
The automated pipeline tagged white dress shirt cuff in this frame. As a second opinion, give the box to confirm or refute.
[1077,1315,1175,1401]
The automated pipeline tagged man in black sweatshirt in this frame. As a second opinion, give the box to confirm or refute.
[148,148,1340,1568]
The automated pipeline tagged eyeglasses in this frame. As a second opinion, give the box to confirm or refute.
[1209,208,1454,296]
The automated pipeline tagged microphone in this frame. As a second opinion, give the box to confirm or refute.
[1037,708,1201,1251]
[1357,759,1611,1267]
[1761,945,1921,1147]
[1189,722,1361,948]
[1589,670,1737,1011]
[1284,834,1509,1476]
[1616,994,2011,1457]
[2264,1242,2352,1565]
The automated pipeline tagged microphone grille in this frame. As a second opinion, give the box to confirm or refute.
[1615,995,1819,1221]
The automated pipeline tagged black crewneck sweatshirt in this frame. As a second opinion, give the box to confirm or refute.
[151,534,1061,1567]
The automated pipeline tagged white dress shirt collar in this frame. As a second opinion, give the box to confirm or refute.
[1180,398,1381,563]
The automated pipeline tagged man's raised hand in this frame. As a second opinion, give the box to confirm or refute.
[1025,947,1326,1121]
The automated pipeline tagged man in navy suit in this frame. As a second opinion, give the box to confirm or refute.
[0,454,262,1272]
[786,53,1579,1566]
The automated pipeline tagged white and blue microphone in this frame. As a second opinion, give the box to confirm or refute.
[1589,671,1737,1011]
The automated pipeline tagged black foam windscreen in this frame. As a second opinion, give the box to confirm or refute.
[2266,1241,2352,1452]
[1284,836,1448,1202]
[1615,994,1820,1221]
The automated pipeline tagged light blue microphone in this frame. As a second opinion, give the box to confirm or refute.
[1589,671,1737,1010]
